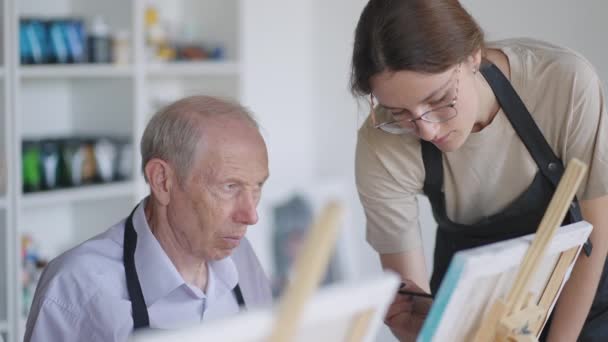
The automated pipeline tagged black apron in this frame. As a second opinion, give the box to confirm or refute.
[122,206,246,330]
[422,62,608,341]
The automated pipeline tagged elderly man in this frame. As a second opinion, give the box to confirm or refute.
[25,96,272,341]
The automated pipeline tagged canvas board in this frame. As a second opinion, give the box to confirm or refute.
[130,272,399,342]
[418,220,593,342]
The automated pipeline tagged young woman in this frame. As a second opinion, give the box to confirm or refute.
[350,1,608,341]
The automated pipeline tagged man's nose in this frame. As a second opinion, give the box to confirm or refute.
[415,120,440,142]
[234,192,259,225]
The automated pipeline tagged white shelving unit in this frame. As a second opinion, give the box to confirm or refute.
[21,181,135,208]
[146,61,240,77]
[19,64,135,79]
[1,0,12,341]
[2,1,242,341]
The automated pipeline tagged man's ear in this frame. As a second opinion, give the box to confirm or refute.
[144,158,174,206]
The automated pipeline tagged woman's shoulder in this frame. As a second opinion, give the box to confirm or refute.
[356,110,425,194]
[489,38,599,84]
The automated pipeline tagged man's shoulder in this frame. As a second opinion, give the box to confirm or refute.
[35,219,129,307]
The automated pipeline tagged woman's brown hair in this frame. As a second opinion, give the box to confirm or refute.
[350,0,484,96]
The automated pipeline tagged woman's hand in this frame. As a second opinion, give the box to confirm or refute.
[384,280,433,342]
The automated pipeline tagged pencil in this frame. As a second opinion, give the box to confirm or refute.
[398,289,434,299]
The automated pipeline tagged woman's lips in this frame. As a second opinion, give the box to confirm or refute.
[432,131,452,145]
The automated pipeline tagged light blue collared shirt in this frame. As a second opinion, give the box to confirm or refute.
[24,201,272,342]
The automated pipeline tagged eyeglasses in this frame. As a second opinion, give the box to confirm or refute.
[370,64,461,135]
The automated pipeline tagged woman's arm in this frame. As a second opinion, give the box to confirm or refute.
[381,248,432,341]
[546,195,608,341]
[380,248,431,292]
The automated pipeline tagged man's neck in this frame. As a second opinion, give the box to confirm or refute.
[144,201,209,291]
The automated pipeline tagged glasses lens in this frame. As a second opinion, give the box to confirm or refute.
[378,122,415,134]
[425,105,457,123]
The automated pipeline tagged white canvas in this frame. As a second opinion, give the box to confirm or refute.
[130,272,400,342]
[418,220,593,342]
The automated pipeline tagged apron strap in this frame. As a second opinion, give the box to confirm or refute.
[480,63,564,187]
[421,140,447,225]
[123,206,151,330]
[124,204,249,331]
[480,63,591,255]
[234,284,246,307]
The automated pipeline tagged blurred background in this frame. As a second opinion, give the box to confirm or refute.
[0,1,606,341]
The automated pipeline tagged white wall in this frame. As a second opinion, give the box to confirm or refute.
[461,0,608,84]
[240,0,318,276]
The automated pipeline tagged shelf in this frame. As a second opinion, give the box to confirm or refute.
[146,61,241,77]
[19,64,134,79]
[22,181,134,208]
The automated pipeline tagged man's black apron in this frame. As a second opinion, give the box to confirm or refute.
[421,62,608,340]
[122,206,246,330]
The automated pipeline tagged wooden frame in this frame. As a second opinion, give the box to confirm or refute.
[418,221,591,342]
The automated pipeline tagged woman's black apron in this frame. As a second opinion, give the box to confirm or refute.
[422,63,608,340]
[122,206,246,330]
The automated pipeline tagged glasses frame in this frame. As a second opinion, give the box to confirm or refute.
[370,63,462,135]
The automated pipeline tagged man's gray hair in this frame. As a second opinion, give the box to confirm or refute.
[140,95,259,183]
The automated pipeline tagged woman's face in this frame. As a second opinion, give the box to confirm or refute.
[370,58,481,152]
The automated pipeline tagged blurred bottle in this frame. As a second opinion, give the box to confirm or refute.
[20,19,50,64]
[112,30,131,64]
[60,138,84,187]
[64,19,87,63]
[22,141,42,193]
[88,16,112,63]
[95,138,118,183]
[40,139,60,190]
[116,139,133,181]
[81,139,98,184]
[144,6,174,62]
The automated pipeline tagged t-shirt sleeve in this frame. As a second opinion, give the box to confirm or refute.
[562,61,608,200]
[355,128,423,253]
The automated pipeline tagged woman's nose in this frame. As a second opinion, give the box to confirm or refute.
[415,120,440,141]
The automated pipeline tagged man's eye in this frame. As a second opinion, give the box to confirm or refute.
[223,184,237,192]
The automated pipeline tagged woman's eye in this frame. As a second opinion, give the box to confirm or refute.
[430,94,449,107]
[391,111,407,119]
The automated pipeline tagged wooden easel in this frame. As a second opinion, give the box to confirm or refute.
[268,201,347,342]
[473,159,588,342]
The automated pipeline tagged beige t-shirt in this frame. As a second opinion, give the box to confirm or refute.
[355,38,608,254]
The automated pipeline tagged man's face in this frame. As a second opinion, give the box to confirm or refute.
[166,117,269,261]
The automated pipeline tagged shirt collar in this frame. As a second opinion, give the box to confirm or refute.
[207,252,239,302]
[131,199,240,305]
